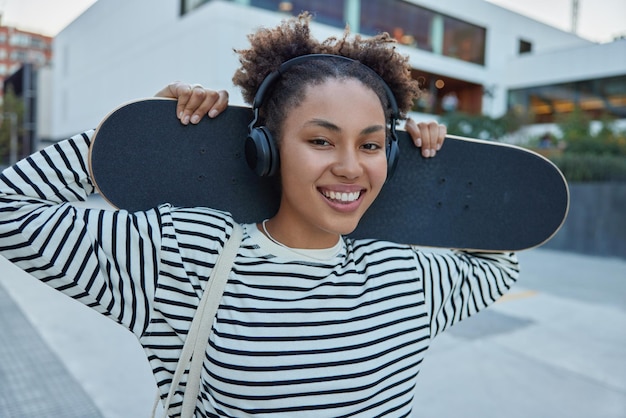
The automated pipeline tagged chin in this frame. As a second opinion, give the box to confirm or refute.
[329,218,361,236]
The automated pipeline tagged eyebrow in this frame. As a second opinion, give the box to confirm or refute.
[304,118,385,135]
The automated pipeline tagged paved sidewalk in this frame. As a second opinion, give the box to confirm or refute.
[0,284,103,417]
[413,249,626,418]
[0,257,159,418]
[0,246,625,418]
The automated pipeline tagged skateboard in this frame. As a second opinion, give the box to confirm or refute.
[89,98,569,251]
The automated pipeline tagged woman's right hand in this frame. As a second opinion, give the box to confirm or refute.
[155,82,229,125]
[404,118,446,158]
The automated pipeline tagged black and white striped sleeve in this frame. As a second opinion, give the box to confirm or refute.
[416,250,520,337]
[0,131,163,336]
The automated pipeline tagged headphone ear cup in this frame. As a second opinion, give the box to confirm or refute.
[245,126,280,177]
[386,135,400,181]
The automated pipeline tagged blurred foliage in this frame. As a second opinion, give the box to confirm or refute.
[556,107,626,156]
[442,106,626,182]
[550,154,626,182]
[440,109,529,141]
[549,107,626,182]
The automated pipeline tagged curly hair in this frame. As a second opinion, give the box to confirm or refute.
[232,13,421,141]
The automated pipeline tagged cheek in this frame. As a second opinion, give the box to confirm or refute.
[280,139,328,174]
[280,146,305,175]
[278,146,317,191]
[370,155,389,188]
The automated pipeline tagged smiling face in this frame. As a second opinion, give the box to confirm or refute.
[265,78,388,248]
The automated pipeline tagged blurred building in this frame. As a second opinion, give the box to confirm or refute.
[0,22,52,163]
[0,23,52,103]
[45,0,625,142]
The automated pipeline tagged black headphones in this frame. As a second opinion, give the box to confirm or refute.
[245,54,400,180]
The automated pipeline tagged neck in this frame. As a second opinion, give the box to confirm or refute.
[259,218,340,249]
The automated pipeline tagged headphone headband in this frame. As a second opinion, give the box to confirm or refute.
[252,54,399,121]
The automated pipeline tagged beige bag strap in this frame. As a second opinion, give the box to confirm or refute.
[153,224,243,418]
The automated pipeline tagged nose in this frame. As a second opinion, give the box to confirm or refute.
[331,148,364,180]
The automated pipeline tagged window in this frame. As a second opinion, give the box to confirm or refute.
[30,37,49,50]
[360,0,435,51]
[9,33,30,47]
[10,50,29,61]
[519,39,532,54]
[442,16,486,65]
[361,0,486,65]
[182,0,487,66]
[250,0,347,28]
[508,75,626,122]
[180,0,210,15]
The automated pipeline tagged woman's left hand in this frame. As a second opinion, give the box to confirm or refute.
[155,81,229,125]
[404,118,446,158]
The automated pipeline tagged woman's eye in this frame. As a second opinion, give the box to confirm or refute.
[310,138,331,146]
[362,142,383,151]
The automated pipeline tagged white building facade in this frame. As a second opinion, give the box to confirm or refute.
[44,0,625,141]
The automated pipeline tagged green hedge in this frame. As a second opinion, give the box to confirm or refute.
[550,154,626,182]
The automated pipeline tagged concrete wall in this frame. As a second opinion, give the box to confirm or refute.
[505,39,626,89]
[542,183,626,259]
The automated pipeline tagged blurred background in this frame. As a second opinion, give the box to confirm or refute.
[0,1,624,417]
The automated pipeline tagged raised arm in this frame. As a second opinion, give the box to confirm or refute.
[416,249,520,337]
[0,84,230,336]
[0,130,164,335]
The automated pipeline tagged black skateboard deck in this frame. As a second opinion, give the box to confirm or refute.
[89,98,569,251]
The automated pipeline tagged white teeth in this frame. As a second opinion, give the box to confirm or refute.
[324,190,360,202]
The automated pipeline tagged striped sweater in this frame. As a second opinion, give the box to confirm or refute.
[0,131,519,417]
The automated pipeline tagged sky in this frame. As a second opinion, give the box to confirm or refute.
[486,0,625,43]
[0,0,624,43]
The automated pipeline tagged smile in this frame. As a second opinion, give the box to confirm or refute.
[321,190,362,203]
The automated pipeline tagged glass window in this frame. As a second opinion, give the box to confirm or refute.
[9,33,30,47]
[508,75,626,123]
[519,39,532,54]
[292,0,346,28]
[183,0,486,66]
[442,16,485,65]
[360,0,485,65]
[180,0,210,15]
[249,0,280,11]
[31,37,48,50]
[360,0,435,51]
[250,0,346,28]
[10,50,28,61]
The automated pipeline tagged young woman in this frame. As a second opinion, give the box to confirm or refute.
[0,13,518,418]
